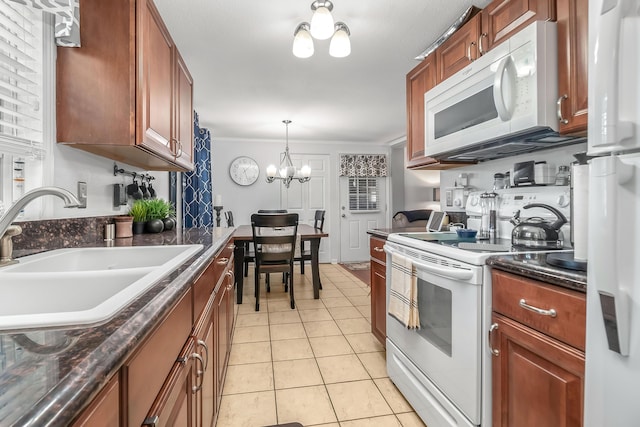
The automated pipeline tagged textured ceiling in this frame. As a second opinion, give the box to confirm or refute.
[153,0,491,144]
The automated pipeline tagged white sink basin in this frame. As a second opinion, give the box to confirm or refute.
[0,244,203,330]
[2,245,202,273]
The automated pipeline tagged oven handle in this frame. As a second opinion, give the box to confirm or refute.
[385,246,474,281]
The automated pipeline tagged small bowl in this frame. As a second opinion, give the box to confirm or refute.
[456,229,478,239]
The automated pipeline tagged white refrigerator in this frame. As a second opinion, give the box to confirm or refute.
[585,0,640,425]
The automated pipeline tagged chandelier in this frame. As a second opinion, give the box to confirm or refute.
[266,120,311,188]
[292,1,351,59]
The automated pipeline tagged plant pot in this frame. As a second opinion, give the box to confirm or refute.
[114,216,133,238]
[132,221,146,235]
[145,218,164,233]
[162,217,176,231]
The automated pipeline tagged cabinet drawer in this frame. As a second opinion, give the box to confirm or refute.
[193,240,234,322]
[492,270,586,350]
[126,288,193,426]
[370,237,387,264]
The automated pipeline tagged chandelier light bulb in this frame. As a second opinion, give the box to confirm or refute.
[266,164,278,178]
[293,23,314,58]
[329,22,351,58]
[310,3,334,40]
[300,164,312,177]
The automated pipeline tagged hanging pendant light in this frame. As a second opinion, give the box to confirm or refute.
[310,1,334,40]
[266,120,311,188]
[329,22,351,57]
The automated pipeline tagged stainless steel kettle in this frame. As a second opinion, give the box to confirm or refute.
[510,203,568,249]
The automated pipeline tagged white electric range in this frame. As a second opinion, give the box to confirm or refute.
[384,186,571,427]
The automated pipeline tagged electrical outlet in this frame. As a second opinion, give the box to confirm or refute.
[77,181,87,208]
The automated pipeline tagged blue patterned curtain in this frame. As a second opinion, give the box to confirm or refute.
[182,112,212,228]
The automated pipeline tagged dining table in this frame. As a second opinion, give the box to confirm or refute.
[232,224,329,304]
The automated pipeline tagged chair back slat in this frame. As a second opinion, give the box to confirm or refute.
[251,213,299,266]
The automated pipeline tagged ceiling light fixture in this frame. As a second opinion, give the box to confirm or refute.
[292,1,351,58]
[266,120,311,188]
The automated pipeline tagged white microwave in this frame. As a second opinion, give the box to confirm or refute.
[423,21,578,162]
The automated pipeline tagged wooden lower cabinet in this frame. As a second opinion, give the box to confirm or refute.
[369,236,386,346]
[70,374,120,427]
[491,313,584,427]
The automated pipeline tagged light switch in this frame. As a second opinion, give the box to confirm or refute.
[77,181,87,208]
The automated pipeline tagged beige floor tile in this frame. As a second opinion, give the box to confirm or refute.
[271,338,314,361]
[322,297,355,308]
[319,289,345,299]
[235,312,268,327]
[307,424,340,427]
[222,362,274,394]
[326,379,393,421]
[396,412,427,427]
[236,302,260,314]
[345,333,385,353]
[269,310,301,325]
[357,352,388,379]
[270,322,306,341]
[303,320,342,337]
[336,318,372,335]
[229,341,271,365]
[275,385,338,425]
[316,354,370,384]
[327,306,364,320]
[374,378,414,413]
[273,358,323,389]
[299,308,333,322]
[340,287,370,297]
[340,415,402,427]
[216,391,277,427]
[309,335,354,357]
[348,295,372,306]
[356,305,371,320]
[268,300,295,312]
[232,325,270,344]
[294,299,326,310]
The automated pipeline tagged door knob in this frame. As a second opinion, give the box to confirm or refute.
[341,214,346,218]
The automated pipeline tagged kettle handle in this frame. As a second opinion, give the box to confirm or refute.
[523,203,567,230]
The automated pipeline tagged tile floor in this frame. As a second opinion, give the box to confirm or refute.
[215,263,426,427]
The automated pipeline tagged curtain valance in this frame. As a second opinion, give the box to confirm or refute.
[8,0,80,46]
[339,154,388,177]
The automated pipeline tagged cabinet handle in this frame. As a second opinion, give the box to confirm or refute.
[519,299,557,317]
[197,339,209,371]
[488,323,499,356]
[175,140,183,158]
[557,94,569,124]
[191,352,205,393]
[169,137,178,157]
[226,270,235,290]
[217,257,229,264]
[373,247,384,252]
[467,41,476,61]
[478,33,487,55]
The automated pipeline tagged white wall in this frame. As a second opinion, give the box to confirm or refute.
[212,137,390,263]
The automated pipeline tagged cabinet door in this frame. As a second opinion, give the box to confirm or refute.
[370,260,386,346]
[215,282,229,398]
[225,269,236,348]
[71,374,120,427]
[491,313,584,427]
[173,50,194,170]
[193,300,216,427]
[556,0,588,135]
[481,0,555,53]
[406,55,438,168]
[436,14,481,82]
[142,340,198,427]
[138,0,175,161]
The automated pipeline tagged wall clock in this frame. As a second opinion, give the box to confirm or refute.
[229,156,260,186]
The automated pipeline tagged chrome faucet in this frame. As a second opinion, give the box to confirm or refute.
[0,186,81,267]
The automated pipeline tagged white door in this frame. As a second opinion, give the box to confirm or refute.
[339,176,386,262]
[281,154,330,263]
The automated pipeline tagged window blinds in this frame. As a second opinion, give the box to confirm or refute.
[0,0,43,154]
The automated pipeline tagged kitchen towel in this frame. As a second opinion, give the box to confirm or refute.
[388,252,420,329]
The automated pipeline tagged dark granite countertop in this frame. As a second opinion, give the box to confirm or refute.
[0,227,234,426]
[487,252,587,293]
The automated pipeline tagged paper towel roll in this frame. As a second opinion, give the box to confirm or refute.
[573,164,589,261]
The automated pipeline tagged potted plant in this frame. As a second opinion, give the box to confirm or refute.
[144,198,170,233]
[162,200,177,231]
[128,200,148,234]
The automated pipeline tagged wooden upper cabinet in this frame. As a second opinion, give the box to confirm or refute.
[56,0,194,171]
[406,55,437,168]
[480,0,556,53]
[436,14,481,82]
[556,0,588,135]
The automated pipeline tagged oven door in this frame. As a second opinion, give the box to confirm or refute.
[385,245,483,425]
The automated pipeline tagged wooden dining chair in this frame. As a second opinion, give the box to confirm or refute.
[297,210,325,274]
[251,213,299,311]
[244,210,289,276]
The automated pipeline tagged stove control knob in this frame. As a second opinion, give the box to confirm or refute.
[454,198,462,207]
[557,194,570,207]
